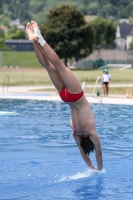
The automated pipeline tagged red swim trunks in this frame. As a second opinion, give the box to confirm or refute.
[59,88,83,102]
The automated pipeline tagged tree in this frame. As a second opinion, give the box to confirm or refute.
[1,0,133,30]
[0,29,9,50]
[2,0,31,23]
[9,28,26,39]
[90,17,116,49]
[99,3,117,18]
[129,42,133,50]
[87,2,99,15]
[40,5,95,65]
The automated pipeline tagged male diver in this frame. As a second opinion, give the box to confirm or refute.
[26,21,103,170]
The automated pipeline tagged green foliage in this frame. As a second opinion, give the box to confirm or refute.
[127,2,133,18]
[90,17,116,48]
[87,2,99,15]
[0,15,11,28]
[99,3,117,18]
[40,5,95,64]
[0,0,31,24]
[0,0,133,27]
[0,30,9,50]
[9,28,26,39]
[129,42,133,50]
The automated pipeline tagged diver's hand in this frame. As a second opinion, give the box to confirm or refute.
[90,165,97,170]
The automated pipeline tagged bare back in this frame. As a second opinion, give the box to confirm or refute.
[68,95,96,137]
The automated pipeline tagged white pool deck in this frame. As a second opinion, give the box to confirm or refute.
[0,85,133,105]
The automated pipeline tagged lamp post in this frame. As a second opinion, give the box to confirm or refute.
[0,50,2,68]
[0,29,4,68]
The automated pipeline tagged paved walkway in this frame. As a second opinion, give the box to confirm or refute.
[86,84,133,88]
[1,84,133,93]
[0,85,55,93]
[0,85,133,105]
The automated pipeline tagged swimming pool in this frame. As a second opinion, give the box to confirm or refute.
[0,99,133,200]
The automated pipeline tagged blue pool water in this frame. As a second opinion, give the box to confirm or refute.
[0,99,133,200]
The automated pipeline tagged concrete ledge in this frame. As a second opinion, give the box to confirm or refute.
[0,93,133,105]
[87,96,133,105]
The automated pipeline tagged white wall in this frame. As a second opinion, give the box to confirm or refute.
[115,38,126,50]
[126,35,133,49]
[116,26,121,38]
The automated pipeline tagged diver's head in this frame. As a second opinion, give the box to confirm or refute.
[80,136,94,155]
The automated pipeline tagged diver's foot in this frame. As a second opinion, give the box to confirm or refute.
[31,20,41,38]
[31,20,38,29]
[26,22,38,41]
[31,20,46,46]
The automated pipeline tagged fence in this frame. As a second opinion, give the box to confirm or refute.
[75,49,133,69]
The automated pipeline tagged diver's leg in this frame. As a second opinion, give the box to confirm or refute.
[31,21,82,94]
[26,22,64,91]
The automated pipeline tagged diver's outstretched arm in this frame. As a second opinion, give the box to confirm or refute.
[90,134,103,171]
[73,134,96,169]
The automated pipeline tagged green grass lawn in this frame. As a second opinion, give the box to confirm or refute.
[75,69,133,84]
[0,51,133,95]
[0,69,51,86]
[0,68,133,95]
[1,51,41,68]
[1,68,133,85]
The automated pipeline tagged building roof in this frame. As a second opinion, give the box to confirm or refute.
[129,27,133,35]
[119,24,133,38]
[5,39,32,43]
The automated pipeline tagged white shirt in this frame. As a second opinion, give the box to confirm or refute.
[102,74,111,82]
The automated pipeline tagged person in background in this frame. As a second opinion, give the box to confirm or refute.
[102,69,111,97]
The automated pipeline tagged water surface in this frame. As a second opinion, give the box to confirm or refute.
[0,99,133,200]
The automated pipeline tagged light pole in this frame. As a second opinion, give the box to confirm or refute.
[0,50,2,68]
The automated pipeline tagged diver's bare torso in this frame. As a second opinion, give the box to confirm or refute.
[68,95,96,137]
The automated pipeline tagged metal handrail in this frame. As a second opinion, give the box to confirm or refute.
[82,81,86,96]
[92,76,103,103]
[3,75,10,93]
